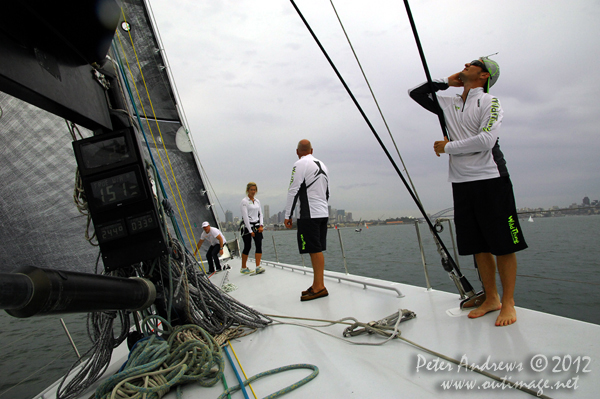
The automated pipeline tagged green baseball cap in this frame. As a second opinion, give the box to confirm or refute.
[481,56,500,92]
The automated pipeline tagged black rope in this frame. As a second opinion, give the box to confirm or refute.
[288,0,474,295]
[403,0,449,139]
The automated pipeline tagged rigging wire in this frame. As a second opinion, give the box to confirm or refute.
[328,0,422,204]
[108,41,187,246]
[115,10,199,252]
[288,0,474,296]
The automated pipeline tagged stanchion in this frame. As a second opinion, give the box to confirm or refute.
[272,235,280,262]
[337,228,349,275]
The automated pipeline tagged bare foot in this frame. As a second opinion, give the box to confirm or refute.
[495,303,517,326]
[468,298,501,319]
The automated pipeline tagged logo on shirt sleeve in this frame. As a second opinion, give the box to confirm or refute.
[289,166,296,187]
[483,97,500,132]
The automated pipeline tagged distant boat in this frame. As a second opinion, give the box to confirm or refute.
[355,221,367,232]
[355,218,363,232]
[528,215,534,222]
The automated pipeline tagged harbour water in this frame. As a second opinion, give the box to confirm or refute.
[1,215,598,398]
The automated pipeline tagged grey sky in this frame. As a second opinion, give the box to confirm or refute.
[150,0,600,220]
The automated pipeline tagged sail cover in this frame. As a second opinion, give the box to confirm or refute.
[0,0,218,273]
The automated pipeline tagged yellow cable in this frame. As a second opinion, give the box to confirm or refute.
[117,9,198,254]
[227,340,258,399]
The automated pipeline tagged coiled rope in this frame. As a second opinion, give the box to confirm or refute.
[93,317,318,399]
[95,320,224,399]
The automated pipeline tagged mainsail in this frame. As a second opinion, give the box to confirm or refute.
[110,0,219,256]
[1,2,271,397]
[0,0,218,274]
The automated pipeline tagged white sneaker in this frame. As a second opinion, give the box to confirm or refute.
[240,268,253,275]
[255,266,265,274]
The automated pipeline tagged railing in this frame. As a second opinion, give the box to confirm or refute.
[260,260,404,298]
[267,218,462,295]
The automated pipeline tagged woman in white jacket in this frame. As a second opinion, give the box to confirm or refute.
[240,182,265,274]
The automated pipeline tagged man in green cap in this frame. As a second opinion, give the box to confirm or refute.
[409,57,527,326]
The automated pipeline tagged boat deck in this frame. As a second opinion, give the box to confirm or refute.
[207,258,599,398]
[37,257,599,398]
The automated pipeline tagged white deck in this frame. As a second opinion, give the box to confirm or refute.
[37,257,599,398]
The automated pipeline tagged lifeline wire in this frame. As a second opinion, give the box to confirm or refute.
[288,0,474,295]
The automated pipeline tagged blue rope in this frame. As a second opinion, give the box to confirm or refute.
[223,345,250,399]
[217,363,319,399]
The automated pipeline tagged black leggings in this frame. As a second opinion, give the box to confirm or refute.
[241,226,263,255]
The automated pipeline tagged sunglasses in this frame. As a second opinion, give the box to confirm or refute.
[470,60,489,73]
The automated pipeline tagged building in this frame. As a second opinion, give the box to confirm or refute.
[264,205,270,223]
[225,210,233,223]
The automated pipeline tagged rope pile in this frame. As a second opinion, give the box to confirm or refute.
[157,238,272,335]
[95,321,224,399]
[57,311,130,399]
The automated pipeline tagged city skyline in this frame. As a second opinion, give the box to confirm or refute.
[222,195,598,226]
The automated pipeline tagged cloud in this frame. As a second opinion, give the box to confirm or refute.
[151,0,600,220]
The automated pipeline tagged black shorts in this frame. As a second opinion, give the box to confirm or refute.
[452,176,527,256]
[296,217,328,254]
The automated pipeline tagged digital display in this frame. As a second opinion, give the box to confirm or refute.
[97,220,127,243]
[80,136,131,169]
[90,171,142,208]
[73,127,168,271]
[127,212,158,235]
